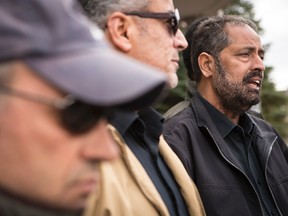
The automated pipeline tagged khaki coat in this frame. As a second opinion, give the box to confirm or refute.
[84,125,205,216]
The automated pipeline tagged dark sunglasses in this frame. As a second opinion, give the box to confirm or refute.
[0,85,109,134]
[124,8,180,35]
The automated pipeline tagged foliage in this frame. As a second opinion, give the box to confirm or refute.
[222,0,263,33]
[260,66,288,138]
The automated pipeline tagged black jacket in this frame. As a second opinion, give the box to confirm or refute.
[163,93,288,216]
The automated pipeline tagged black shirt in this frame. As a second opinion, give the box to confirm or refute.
[109,108,189,216]
[199,95,279,216]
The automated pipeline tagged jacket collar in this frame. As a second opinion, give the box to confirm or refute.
[191,93,277,165]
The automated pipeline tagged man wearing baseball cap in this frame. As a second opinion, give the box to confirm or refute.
[0,0,167,215]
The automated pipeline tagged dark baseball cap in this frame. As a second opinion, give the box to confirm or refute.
[0,0,167,109]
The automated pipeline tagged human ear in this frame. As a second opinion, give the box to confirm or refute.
[105,12,132,52]
[198,52,215,78]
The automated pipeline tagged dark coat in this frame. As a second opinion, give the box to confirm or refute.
[163,94,288,216]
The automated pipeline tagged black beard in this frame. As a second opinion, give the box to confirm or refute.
[213,58,262,117]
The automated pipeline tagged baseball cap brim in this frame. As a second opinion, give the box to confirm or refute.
[24,47,167,110]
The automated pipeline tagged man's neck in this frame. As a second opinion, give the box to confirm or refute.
[198,92,242,124]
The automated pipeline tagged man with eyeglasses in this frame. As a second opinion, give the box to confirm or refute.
[0,0,168,215]
[79,0,205,216]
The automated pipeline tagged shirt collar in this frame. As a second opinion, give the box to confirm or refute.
[109,107,164,137]
[198,95,254,137]
[239,112,254,134]
[109,110,138,135]
[198,95,237,138]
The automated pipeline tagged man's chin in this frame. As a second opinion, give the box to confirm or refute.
[168,77,178,89]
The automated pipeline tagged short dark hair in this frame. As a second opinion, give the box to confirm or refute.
[182,16,209,81]
[187,15,257,83]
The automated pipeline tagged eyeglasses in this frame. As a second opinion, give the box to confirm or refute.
[124,9,180,35]
[0,85,109,134]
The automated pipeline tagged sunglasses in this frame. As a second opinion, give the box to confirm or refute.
[124,8,180,35]
[0,85,109,134]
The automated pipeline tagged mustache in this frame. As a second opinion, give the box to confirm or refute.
[243,70,263,83]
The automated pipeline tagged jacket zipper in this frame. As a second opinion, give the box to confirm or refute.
[203,125,264,215]
[263,136,283,216]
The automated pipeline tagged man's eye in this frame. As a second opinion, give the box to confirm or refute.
[163,19,175,35]
[165,21,173,30]
[241,52,250,56]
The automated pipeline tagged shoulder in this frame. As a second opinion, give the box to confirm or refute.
[164,104,196,132]
[163,100,190,121]
[248,113,275,131]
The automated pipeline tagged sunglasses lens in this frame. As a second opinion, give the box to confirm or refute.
[171,17,178,35]
[60,101,105,134]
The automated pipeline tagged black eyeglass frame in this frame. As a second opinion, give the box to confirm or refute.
[124,8,180,35]
[0,85,108,134]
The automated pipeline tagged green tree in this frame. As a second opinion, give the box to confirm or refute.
[223,0,263,33]
[261,66,288,138]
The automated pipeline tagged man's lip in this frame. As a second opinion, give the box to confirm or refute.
[76,179,98,195]
[247,77,262,90]
[172,59,179,68]
[75,174,99,193]
[250,76,262,84]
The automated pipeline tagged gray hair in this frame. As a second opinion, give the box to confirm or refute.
[79,0,150,29]
[189,15,258,83]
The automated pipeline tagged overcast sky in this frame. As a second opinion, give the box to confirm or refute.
[249,0,288,91]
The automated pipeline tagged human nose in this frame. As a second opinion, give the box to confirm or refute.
[174,29,188,51]
[79,119,119,161]
[253,54,265,72]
